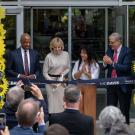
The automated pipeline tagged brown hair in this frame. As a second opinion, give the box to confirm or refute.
[46,124,69,135]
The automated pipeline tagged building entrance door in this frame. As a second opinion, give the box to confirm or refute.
[4,6,23,54]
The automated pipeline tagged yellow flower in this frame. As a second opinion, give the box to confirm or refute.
[132,61,135,74]
[0,41,6,57]
[0,100,5,109]
[0,7,5,20]
[0,77,8,96]
[61,15,68,23]
[0,6,8,109]
[0,58,5,71]
[133,94,135,105]
[0,24,6,39]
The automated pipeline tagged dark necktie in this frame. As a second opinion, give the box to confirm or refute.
[24,50,29,75]
[111,49,118,78]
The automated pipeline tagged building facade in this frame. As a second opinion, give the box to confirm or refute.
[1,0,135,118]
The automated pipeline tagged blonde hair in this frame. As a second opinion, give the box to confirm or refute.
[49,37,64,51]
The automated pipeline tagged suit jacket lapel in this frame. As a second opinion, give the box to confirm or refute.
[17,48,25,72]
[117,46,124,63]
[108,48,114,59]
[110,51,114,59]
[29,49,32,73]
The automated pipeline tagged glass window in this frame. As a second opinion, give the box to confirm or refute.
[72,9,105,61]
[2,15,16,59]
[33,9,68,60]
[108,7,127,45]
[24,8,31,34]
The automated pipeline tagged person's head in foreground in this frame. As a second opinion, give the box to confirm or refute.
[16,98,40,127]
[63,84,81,109]
[99,106,133,135]
[46,124,69,135]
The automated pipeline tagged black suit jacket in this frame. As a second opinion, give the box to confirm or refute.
[6,48,40,78]
[103,46,133,92]
[50,109,94,135]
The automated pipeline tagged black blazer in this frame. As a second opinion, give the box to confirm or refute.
[6,48,40,78]
[103,46,133,92]
[50,109,94,135]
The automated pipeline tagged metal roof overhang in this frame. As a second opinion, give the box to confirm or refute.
[20,0,120,7]
[1,0,135,7]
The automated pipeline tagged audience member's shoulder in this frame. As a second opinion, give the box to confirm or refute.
[51,112,63,117]
[80,113,93,122]
[50,112,63,121]
[85,114,93,121]
[85,115,93,125]
[10,126,43,135]
[10,126,20,134]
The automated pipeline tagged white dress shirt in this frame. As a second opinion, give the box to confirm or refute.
[21,47,30,72]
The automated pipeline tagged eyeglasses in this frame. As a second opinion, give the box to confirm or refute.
[109,41,116,44]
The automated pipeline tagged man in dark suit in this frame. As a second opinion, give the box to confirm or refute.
[10,98,46,135]
[103,32,133,124]
[49,84,94,135]
[6,33,40,79]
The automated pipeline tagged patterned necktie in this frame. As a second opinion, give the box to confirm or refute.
[24,50,29,75]
[111,49,118,78]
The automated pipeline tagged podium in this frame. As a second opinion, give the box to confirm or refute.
[79,84,96,134]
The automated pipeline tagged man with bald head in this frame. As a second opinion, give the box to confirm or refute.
[10,98,46,135]
[6,33,40,79]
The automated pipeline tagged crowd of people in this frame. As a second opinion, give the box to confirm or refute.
[1,32,134,135]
